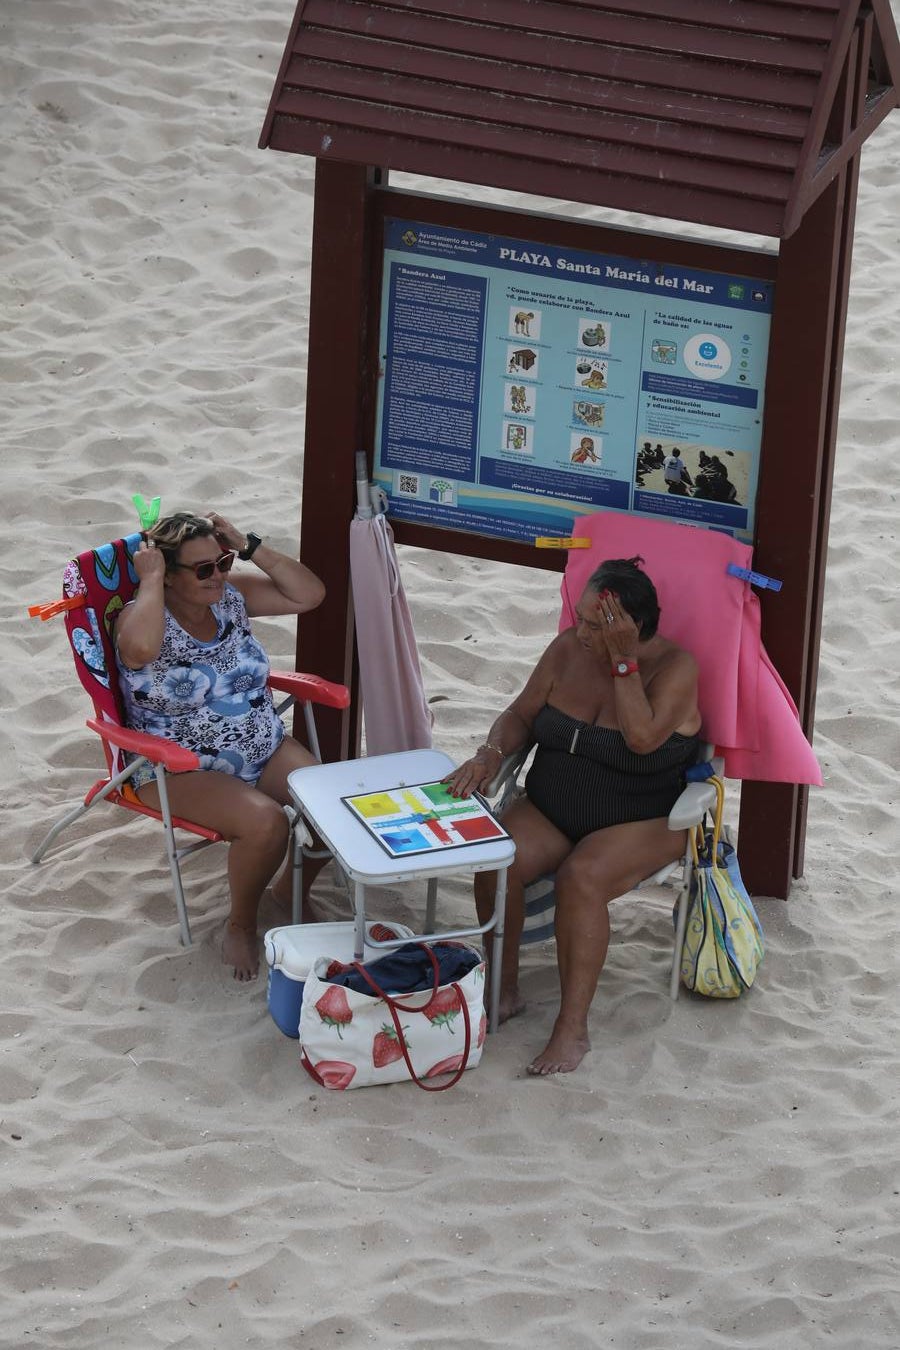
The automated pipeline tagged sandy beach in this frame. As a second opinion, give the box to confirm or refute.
[3,2,899,1346]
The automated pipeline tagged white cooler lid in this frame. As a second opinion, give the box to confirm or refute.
[264,920,414,977]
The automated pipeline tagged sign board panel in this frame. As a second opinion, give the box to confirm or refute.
[374,217,773,543]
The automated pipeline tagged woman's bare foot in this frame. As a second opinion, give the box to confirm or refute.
[222,921,259,981]
[526,1018,590,1075]
[498,988,527,1024]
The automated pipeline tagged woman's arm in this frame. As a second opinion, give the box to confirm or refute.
[209,512,326,618]
[444,636,563,796]
[600,592,699,753]
[114,541,167,668]
[612,649,699,754]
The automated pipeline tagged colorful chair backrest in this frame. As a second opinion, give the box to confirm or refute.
[560,511,821,786]
[61,532,143,774]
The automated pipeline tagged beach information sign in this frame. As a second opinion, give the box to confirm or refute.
[374,218,773,543]
[342,780,508,859]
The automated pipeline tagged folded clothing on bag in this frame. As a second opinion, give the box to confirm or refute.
[323,941,481,995]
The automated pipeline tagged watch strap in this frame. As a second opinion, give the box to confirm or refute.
[238,532,262,561]
[612,659,639,678]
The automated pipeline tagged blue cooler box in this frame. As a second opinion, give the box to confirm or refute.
[264,921,415,1038]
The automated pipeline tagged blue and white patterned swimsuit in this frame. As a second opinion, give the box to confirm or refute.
[116,584,284,788]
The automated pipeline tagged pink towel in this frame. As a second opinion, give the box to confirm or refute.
[560,513,821,786]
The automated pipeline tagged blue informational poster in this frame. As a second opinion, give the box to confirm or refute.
[373,219,773,543]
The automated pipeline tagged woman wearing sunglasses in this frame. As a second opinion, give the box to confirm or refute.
[114,510,326,981]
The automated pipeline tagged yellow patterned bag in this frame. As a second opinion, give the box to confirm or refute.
[679,777,764,997]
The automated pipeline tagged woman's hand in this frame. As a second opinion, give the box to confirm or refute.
[443,748,503,799]
[594,590,640,664]
[133,539,166,584]
[206,511,246,554]
[115,540,166,668]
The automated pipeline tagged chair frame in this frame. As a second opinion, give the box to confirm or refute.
[29,533,349,946]
[30,672,349,946]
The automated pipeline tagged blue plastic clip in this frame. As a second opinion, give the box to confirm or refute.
[726,563,782,592]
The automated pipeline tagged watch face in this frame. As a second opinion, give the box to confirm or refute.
[617,662,628,674]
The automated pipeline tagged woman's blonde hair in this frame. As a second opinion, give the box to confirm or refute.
[145,512,214,571]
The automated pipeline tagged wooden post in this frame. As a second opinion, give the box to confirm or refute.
[738,39,865,898]
[294,160,380,763]
[737,184,847,897]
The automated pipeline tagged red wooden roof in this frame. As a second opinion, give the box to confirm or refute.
[260,0,899,237]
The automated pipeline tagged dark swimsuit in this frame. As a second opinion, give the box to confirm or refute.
[524,704,700,842]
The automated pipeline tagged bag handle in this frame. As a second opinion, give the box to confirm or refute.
[351,944,473,1092]
[693,776,726,868]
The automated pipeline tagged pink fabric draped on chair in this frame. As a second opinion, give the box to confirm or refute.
[559,512,821,786]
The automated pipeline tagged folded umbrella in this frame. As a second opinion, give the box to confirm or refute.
[349,455,433,755]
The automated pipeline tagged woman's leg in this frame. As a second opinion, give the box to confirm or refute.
[475,797,572,1022]
[254,735,317,806]
[528,817,687,1076]
[138,770,291,980]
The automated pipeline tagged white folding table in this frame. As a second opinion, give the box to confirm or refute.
[287,748,516,1033]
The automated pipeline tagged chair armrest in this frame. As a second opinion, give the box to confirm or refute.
[86,718,200,773]
[484,745,534,798]
[268,671,350,709]
[668,780,718,831]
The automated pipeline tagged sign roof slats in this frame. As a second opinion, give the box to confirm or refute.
[302,0,829,76]
[277,88,796,203]
[268,116,790,234]
[338,0,830,72]
[290,59,804,172]
[557,0,841,42]
[299,12,822,110]
[291,31,812,139]
[261,0,900,237]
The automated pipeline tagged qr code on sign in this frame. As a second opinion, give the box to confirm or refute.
[398,474,420,496]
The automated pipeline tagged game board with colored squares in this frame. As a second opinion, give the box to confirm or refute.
[342,780,508,859]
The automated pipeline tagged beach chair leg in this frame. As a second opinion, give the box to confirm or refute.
[30,799,91,864]
[30,760,146,865]
[154,767,192,948]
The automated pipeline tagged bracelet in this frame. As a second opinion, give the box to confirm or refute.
[475,742,504,759]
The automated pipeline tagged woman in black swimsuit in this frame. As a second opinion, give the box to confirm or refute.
[445,557,701,1077]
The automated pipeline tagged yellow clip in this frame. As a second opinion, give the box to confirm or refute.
[535,537,591,549]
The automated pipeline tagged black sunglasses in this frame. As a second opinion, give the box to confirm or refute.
[172,550,236,581]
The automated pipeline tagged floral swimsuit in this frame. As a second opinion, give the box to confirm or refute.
[116,584,284,788]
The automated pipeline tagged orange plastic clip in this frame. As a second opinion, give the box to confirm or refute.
[28,596,86,621]
[534,537,591,549]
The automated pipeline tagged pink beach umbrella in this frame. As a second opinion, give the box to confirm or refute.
[349,456,433,755]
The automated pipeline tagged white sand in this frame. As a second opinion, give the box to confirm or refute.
[4,3,899,1346]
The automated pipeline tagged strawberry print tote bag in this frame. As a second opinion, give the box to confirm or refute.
[299,942,486,1091]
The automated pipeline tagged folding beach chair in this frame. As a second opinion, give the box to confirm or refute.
[29,531,349,946]
[482,506,819,1000]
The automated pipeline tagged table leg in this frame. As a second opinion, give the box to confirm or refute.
[425,877,438,932]
[353,881,367,959]
[488,866,508,1034]
[291,828,303,926]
